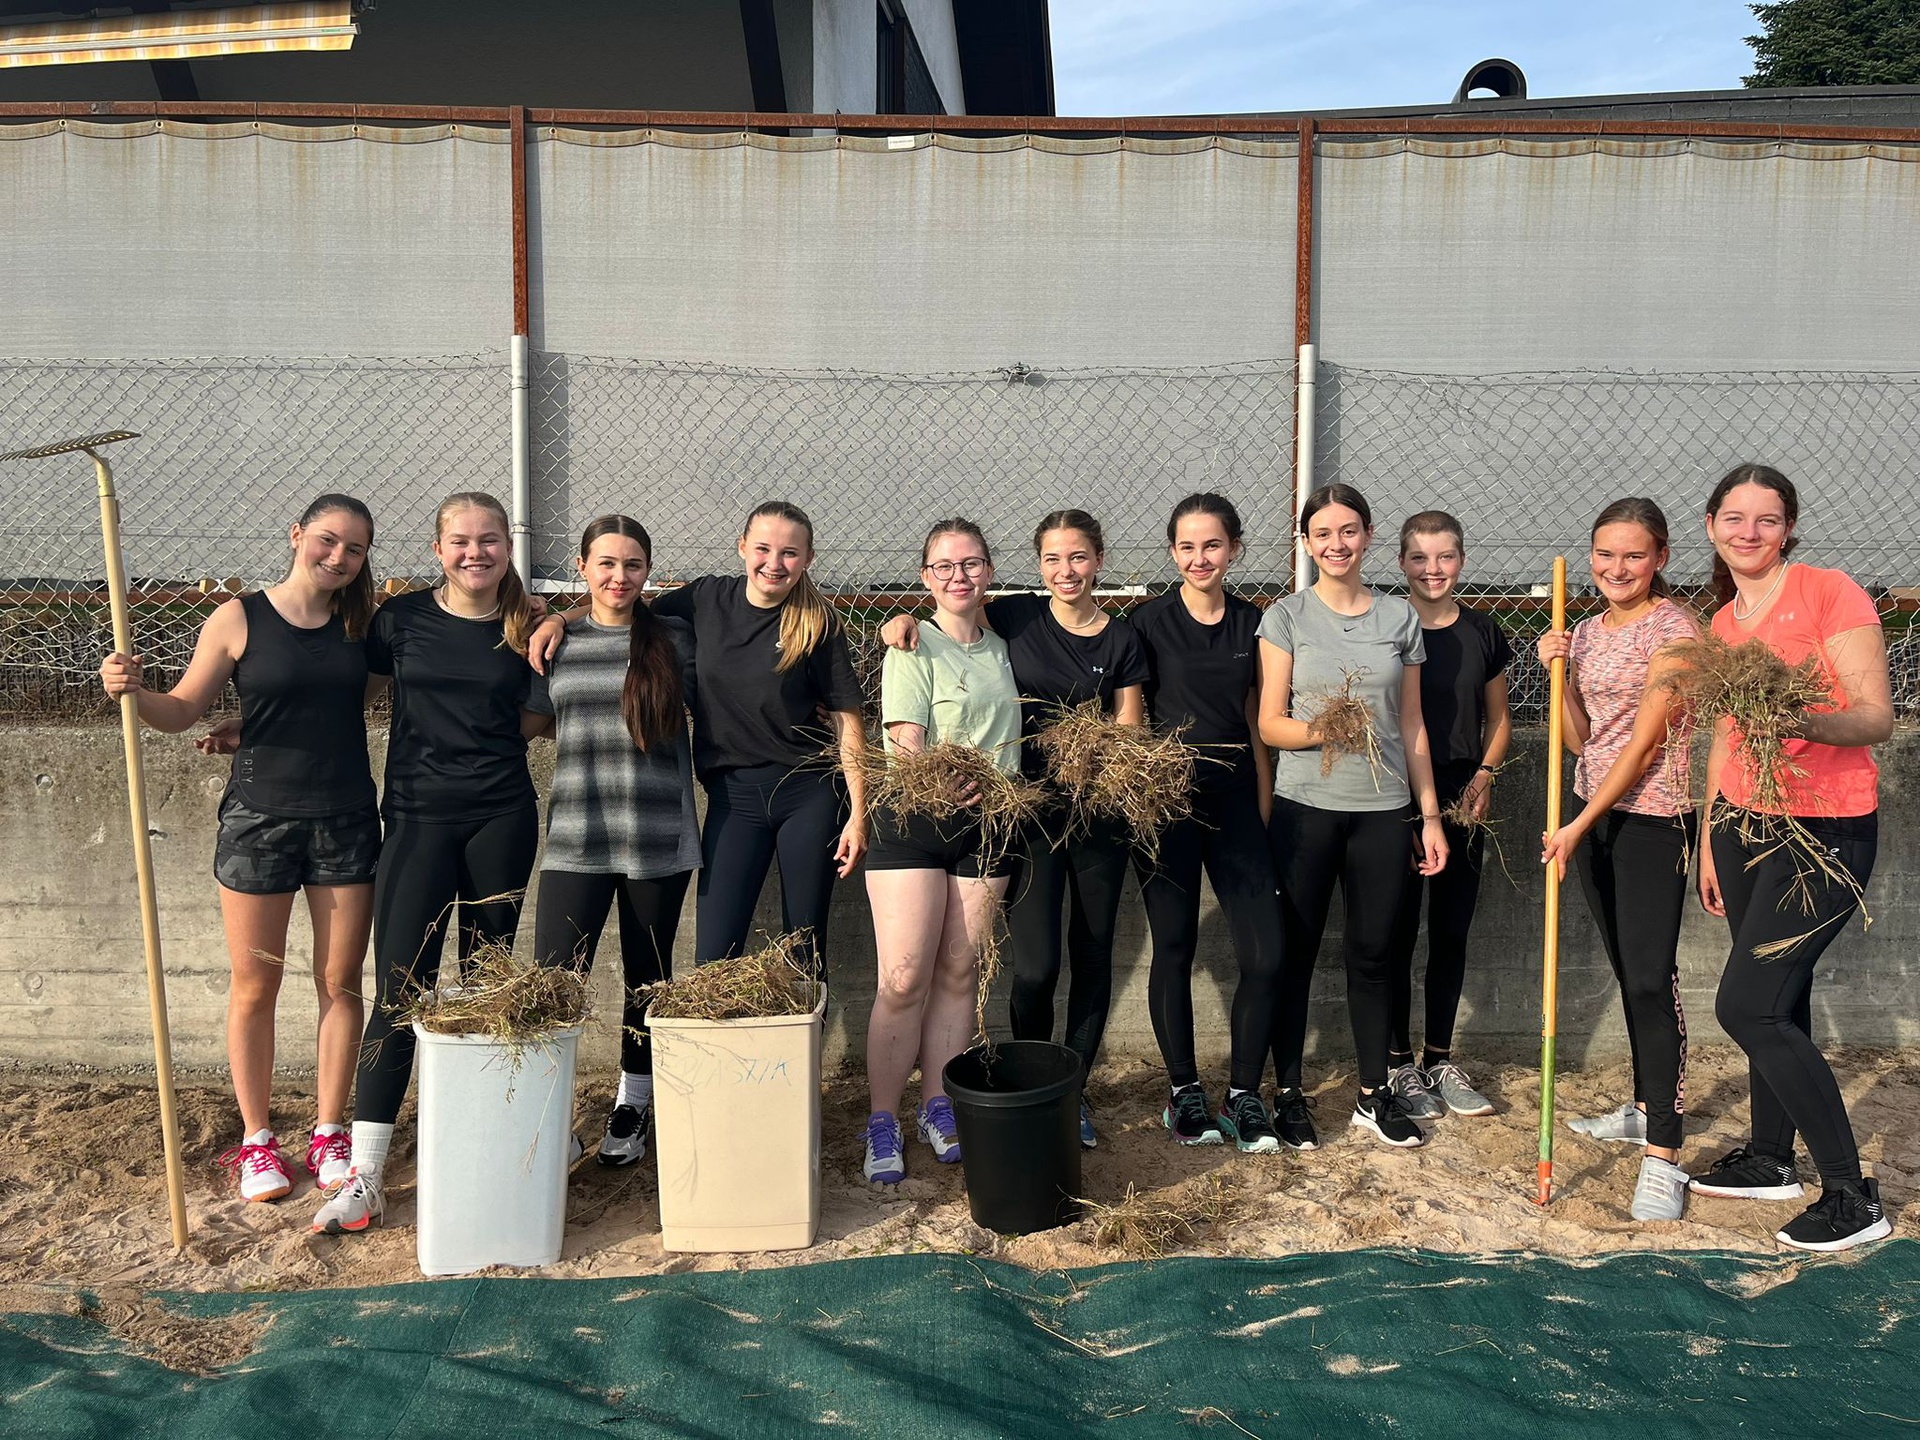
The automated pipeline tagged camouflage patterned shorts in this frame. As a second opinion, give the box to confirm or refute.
[213,792,380,895]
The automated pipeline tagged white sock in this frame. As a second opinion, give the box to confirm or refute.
[351,1121,394,1180]
[314,1122,347,1138]
[1227,1087,1249,1102]
[1171,1082,1199,1099]
[245,1127,274,1147]
[617,1072,654,1110]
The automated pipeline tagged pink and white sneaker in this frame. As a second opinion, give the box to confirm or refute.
[305,1130,353,1192]
[218,1135,293,1203]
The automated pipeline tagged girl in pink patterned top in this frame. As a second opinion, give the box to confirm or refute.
[1538,498,1698,1223]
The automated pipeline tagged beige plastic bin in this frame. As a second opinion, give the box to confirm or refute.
[646,992,825,1252]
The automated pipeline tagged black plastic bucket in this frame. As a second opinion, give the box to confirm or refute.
[942,1040,1084,1235]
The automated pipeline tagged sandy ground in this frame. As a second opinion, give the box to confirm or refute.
[2,1046,1916,1302]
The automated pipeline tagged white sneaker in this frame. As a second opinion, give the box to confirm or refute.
[305,1130,354,1192]
[311,1170,384,1235]
[218,1135,293,1203]
[1569,1103,1647,1145]
[599,1102,650,1167]
[1629,1156,1690,1221]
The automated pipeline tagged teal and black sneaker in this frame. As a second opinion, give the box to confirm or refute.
[1218,1090,1282,1154]
[1163,1083,1224,1146]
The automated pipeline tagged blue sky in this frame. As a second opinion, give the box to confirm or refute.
[1050,1,1761,115]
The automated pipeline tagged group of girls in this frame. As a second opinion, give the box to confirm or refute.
[99,462,1893,1254]
[1539,467,1892,1249]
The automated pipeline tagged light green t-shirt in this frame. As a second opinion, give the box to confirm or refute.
[880,623,1022,777]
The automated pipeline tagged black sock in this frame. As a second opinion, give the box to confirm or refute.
[1388,1050,1414,1070]
[1421,1047,1451,1071]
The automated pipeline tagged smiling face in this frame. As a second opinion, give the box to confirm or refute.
[1398,529,1464,605]
[1304,502,1370,580]
[288,509,371,593]
[1170,513,1240,595]
[922,530,994,619]
[577,533,650,615]
[433,504,510,602]
[1037,527,1102,603]
[738,516,813,604]
[1588,521,1666,610]
[1706,480,1794,582]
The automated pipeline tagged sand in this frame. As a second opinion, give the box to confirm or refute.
[2,1046,1916,1300]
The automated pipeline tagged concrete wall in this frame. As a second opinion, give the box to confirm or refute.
[4,726,1913,1075]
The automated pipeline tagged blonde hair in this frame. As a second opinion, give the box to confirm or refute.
[435,491,535,655]
[744,501,832,674]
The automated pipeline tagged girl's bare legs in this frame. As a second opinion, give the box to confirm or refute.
[219,885,297,1136]
[920,875,1009,1101]
[305,882,373,1127]
[865,868,948,1117]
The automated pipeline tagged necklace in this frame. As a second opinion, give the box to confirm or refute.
[436,586,501,622]
[1053,602,1102,630]
[1731,561,1789,622]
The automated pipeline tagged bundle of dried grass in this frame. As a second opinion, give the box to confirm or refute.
[1660,633,1868,947]
[865,740,1048,880]
[1079,1172,1253,1259]
[1304,668,1384,784]
[1659,634,1827,816]
[1034,701,1203,860]
[396,943,592,1061]
[643,931,822,1021]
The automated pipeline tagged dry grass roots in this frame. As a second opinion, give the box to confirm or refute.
[1303,669,1385,786]
[397,941,592,1045]
[1078,1172,1255,1259]
[642,931,822,1021]
[1033,701,1207,861]
[863,740,1047,881]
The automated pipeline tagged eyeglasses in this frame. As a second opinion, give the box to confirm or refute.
[925,558,989,581]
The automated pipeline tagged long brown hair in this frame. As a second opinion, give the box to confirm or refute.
[579,515,684,752]
[1705,464,1799,608]
[294,493,376,641]
[1033,508,1104,555]
[435,491,535,655]
[1591,497,1674,600]
[744,501,834,674]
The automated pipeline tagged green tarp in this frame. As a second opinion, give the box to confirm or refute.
[5,1243,1916,1437]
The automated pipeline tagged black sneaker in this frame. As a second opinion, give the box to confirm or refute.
[1688,1146,1804,1201]
[1350,1088,1426,1148]
[598,1102,650,1167]
[1218,1091,1282,1154]
[1163,1084,1225,1145]
[1270,1087,1319,1151]
[1775,1178,1893,1253]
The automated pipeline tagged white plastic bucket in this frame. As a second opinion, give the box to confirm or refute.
[648,992,825,1253]
[412,1023,581,1277]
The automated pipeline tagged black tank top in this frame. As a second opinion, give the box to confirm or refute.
[227,591,375,817]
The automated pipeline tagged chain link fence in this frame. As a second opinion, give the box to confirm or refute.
[3,353,1915,725]
[0,355,507,717]
[1316,365,1920,725]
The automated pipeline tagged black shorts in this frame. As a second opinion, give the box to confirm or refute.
[865,806,1015,880]
[213,792,380,895]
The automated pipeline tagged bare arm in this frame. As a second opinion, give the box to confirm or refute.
[1801,624,1894,747]
[1536,630,1589,753]
[832,708,868,877]
[527,605,588,674]
[1541,649,1685,877]
[1460,672,1512,821]
[99,598,245,733]
[1698,717,1731,916]
[1244,687,1274,822]
[1256,639,1318,752]
[1113,684,1146,727]
[1400,665,1448,877]
[884,720,926,756]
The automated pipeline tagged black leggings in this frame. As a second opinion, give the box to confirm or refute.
[696,763,844,981]
[1713,809,1877,1188]
[1390,767,1486,1058]
[534,868,692,1074]
[356,805,539,1127]
[1269,797,1414,1092]
[1007,806,1130,1078]
[1572,809,1694,1150]
[1137,780,1283,1092]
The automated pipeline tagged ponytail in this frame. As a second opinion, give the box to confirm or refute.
[296,493,376,641]
[742,501,833,674]
[578,514,685,750]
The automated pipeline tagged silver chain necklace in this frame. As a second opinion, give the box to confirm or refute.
[1731,561,1789,621]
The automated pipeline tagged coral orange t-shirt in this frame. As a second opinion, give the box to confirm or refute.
[1711,564,1881,818]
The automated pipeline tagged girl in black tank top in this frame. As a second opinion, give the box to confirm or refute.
[100,494,380,1206]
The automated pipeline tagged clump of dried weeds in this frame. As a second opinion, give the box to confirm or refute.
[1303,668,1385,785]
[1079,1171,1256,1259]
[1035,701,1205,860]
[642,931,822,1021]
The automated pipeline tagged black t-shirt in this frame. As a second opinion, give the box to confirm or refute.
[1130,589,1261,791]
[652,575,863,779]
[1418,604,1512,784]
[366,588,541,820]
[983,592,1151,777]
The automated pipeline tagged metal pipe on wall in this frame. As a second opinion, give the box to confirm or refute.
[1293,341,1316,591]
[509,333,531,582]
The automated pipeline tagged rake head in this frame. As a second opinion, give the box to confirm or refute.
[0,430,141,462]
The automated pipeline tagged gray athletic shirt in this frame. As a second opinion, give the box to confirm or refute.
[526,615,702,879]
[1257,588,1426,812]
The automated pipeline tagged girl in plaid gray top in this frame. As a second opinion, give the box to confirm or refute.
[529,515,698,1169]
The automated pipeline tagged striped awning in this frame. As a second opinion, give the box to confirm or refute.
[0,3,356,68]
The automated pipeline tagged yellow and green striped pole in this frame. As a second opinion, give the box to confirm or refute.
[1537,556,1567,1206]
